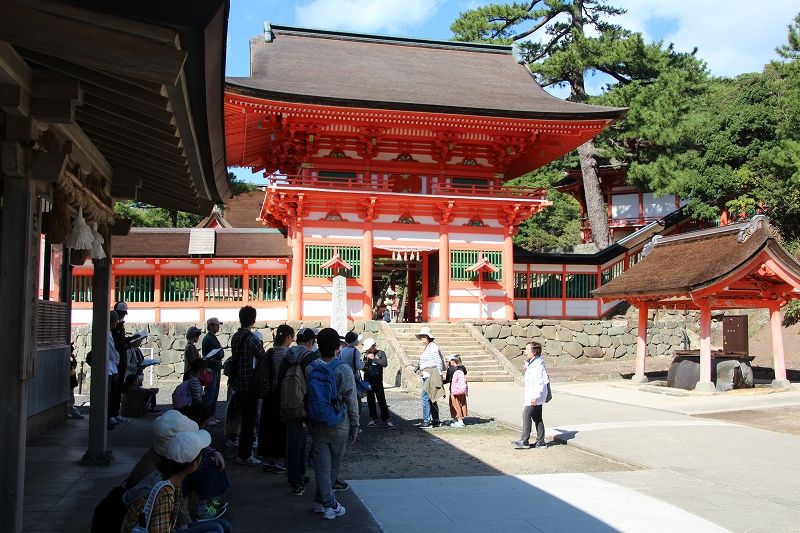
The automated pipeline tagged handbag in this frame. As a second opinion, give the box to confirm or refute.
[132,480,171,533]
[545,383,552,403]
[345,347,371,399]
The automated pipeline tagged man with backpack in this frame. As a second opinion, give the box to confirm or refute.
[277,327,318,495]
[229,306,267,466]
[304,327,359,520]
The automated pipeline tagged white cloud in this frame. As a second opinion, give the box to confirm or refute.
[294,0,441,34]
[613,0,799,76]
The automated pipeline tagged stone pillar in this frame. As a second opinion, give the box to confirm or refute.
[502,230,515,320]
[632,303,649,383]
[695,302,716,392]
[438,227,449,322]
[361,224,373,319]
[289,223,304,320]
[0,171,41,533]
[83,252,112,464]
[770,303,790,388]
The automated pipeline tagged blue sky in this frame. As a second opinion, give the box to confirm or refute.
[227,0,800,182]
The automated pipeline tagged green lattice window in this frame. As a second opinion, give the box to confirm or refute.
[205,275,243,302]
[305,245,361,278]
[250,275,287,301]
[601,261,625,285]
[450,250,502,282]
[530,273,562,299]
[115,275,154,303]
[72,275,93,302]
[161,275,198,302]
[566,274,597,298]
[514,272,529,298]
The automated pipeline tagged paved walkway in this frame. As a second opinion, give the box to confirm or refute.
[456,380,800,532]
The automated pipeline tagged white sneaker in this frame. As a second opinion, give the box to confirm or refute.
[453,420,465,427]
[236,456,263,466]
[114,416,128,423]
[313,503,324,513]
[323,504,346,520]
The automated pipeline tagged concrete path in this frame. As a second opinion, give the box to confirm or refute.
[456,380,800,532]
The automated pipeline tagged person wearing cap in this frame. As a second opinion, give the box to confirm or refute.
[362,338,395,429]
[112,301,130,374]
[277,326,319,491]
[230,306,268,465]
[413,326,446,428]
[183,327,203,380]
[120,426,232,532]
[124,330,159,414]
[512,342,550,450]
[201,318,224,420]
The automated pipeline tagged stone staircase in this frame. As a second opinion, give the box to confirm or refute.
[386,322,516,382]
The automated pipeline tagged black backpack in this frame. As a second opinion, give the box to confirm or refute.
[90,483,127,533]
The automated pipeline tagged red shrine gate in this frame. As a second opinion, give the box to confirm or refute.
[224,24,626,321]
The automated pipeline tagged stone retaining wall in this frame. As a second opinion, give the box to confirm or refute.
[471,311,701,371]
[72,320,390,388]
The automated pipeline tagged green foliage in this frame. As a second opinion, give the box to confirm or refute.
[507,165,582,251]
[113,201,202,228]
[228,171,258,195]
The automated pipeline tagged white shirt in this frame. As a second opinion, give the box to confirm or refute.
[419,341,444,372]
[107,332,119,376]
[523,356,549,406]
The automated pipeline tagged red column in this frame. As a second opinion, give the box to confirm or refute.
[632,303,649,383]
[502,230,514,320]
[696,302,715,392]
[361,224,373,319]
[421,252,429,321]
[770,303,790,388]
[407,263,416,323]
[289,223,304,320]
[438,227,450,322]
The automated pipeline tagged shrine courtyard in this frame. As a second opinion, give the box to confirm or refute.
[24,377,800,532]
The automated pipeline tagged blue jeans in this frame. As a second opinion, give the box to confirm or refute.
[184,518,232,532]
[420,378,439,424]
[203,369,221,415]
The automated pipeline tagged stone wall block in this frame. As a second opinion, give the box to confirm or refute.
[606,326,626,336]
[506,336,520,347]
[490,338,508,351]
[574,331,589,346]
[364,320,380,333]
[497,325,512,339]
[587,335,599,347]
[485,323,502,338]
[612,319,628,328]
[510,324,525,337]
[614,345,627,358]
[564,341,583,358]
[525,325,542,337]
[584,323,602,335]
[561,321,584,332]
[598,336,612,348]
[584,347,604,359]
[544,339,563,356]
[620,333,636,345]
[171,338,187,351]
[541,326,557,340]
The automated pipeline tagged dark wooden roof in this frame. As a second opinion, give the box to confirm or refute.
[226,25,626,121]
[3,0,231,214]
[592,217,800,299]
[112,227,290,258]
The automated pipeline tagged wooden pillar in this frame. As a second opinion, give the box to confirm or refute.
[289,223,304,320]
[421,252,429,322]
[361,224,373,319]
[502,231,515,320]
[407,263,416,323]
[82,250,112,464]
[153,264,161,323]
[696,302,716,392]
[0,172,41,533]
[438,227,450,322]
[198,263,206,324]
[769,303,790,388]
[632,303,649,383]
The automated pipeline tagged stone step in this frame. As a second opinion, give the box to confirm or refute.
[467,375,515,382]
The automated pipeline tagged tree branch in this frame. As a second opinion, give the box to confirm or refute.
[512,10,561,41]
[529,27,570,62]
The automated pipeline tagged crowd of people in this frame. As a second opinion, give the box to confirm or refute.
[87,301,552,531]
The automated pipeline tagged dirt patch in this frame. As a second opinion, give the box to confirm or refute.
[695,406,800,437]
[339,389,636,479]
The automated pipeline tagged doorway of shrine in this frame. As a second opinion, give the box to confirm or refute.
[371,248,424,323]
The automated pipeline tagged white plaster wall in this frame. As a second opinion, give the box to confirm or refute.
[161,308,201,323]
[251,260,289,270]
[487,302,505,319]
[602,300,621,313]
[428,302,440,319]
[451,288,505,297]
[373,230,439,243]
[611,193,638,220]
[347,300,364,318]
[305,227,364,239]
[566,300,598,316]
[126,309,156,323]
[203,261,241,271]
[303,299,332,317]
[72,309,93,324]
[205,308,244,323]
[449,302,479,319]
[448,233,504,245]
[531,300,563,316]
[158,262,199,272]
[514,300,528,317]
[566,265,598,274]
[528,264,562,273]
[255,306,288,321]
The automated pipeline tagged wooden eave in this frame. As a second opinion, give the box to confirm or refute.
[0,0,231,215]
[225,94,611,180]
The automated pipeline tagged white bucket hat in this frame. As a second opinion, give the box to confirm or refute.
[363,338,377,351]
[162,430,211,463]
[415,326,434,340]
[152,410,199,457]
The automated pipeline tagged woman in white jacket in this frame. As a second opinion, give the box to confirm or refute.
[512,341,549,449]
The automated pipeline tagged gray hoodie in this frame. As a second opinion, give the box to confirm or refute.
[304,358,359,443]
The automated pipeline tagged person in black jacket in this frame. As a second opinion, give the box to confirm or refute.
[362,338,395,429]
